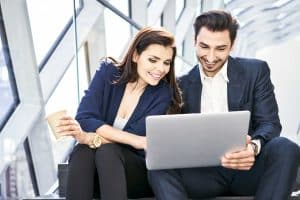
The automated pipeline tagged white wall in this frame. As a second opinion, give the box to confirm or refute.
[256,35,300,144]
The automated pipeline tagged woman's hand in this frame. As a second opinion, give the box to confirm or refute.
[132,135,147,150]
[56,115,90,144]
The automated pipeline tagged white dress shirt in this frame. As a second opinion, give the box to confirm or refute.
[200,61,229,113]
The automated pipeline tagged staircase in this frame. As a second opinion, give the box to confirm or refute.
[23,163,300,200]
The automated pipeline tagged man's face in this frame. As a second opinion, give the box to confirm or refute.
[195,27,233,77]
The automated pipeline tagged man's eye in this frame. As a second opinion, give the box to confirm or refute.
[200,46,208,49]
[164,61,171,65]
[149,58,157,63]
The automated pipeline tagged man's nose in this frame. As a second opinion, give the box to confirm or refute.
[207,50,216,62]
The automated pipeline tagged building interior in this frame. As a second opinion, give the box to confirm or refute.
[0,0,299,199]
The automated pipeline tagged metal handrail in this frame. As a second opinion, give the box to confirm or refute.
[96,0,142,30]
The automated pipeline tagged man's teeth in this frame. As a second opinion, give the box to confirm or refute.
[205,61,216,64]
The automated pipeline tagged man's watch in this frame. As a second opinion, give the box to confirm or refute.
[89,134,102,149]
[251,141,259,156]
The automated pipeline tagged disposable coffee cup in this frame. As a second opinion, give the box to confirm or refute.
[46,110,67,139]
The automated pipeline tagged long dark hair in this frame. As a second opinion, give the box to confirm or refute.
[109,26,182,114]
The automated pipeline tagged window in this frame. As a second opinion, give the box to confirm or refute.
[26,0,83,69]
[153,14,163,27]
[176,0,185,22]
[1,144,35,198]
[104,0,131,59]
[0,8,19,131]
[109,0,130,16]
[45,46,88,165]
[146,0,152,7]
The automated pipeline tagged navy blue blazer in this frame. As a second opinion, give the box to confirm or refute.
[178,56,282,145]
[75,61,172,155]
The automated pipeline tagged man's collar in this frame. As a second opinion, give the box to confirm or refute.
[199,60,229,82]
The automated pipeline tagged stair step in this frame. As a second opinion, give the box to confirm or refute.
[23,195,300,200]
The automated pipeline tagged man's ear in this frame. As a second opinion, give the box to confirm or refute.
[132,50,139,62]
[230,41,235,51]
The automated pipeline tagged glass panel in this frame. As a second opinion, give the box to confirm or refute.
[272,0,293,7]
[175,56,193,77]
[176,0,185,21]
[26,0,82,67]
[104,0,131,59]
[45,46,88,165]
[0,145,34,199]
[0,12,19,131]
[109,0,129,16]
[146,0,152,7]
[178,40,184,57]
[224,0,235,5]
[153,15,163,27]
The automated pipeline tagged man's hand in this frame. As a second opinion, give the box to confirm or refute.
[221,135,255,170]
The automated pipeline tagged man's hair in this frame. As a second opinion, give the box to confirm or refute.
[193,10,239,44]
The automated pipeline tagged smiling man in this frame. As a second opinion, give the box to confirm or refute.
[148,10,300,200]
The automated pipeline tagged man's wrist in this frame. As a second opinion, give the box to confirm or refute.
[251,139,261,156]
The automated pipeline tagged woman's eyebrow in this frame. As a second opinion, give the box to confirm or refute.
[149,55,172,62]
[148,55,160,60]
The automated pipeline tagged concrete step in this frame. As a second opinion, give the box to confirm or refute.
[43,163,299,200]
[57,163,300,198]
[22,194,300,200]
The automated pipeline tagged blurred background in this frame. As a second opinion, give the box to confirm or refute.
[0,0,299,199]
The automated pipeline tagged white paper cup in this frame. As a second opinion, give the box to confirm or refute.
[46,110,67,139]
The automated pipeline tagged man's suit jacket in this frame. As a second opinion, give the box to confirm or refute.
[178,56,282,145]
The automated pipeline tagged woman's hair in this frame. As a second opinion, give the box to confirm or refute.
[109,26,182,114]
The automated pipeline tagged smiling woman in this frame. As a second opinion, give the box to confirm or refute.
[55,26,182,200]
[133,44,173,86]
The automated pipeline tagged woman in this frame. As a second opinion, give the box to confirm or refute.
[56,27,182,200]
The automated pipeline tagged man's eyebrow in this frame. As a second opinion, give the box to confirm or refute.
[199,42,208,46]
[199,42,228,48]
[216,45,228,48]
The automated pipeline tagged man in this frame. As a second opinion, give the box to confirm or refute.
[148,10,300,200]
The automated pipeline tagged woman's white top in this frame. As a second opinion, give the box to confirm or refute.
[113,116,128,130]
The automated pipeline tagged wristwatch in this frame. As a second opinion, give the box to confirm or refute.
[251,141,259,156]
[89,134,102,149]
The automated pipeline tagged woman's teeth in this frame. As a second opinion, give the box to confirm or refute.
[148,72,161,79]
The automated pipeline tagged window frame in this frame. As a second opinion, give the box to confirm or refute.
[0,6,19,131]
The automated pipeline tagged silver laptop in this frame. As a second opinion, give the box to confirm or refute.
[145,111,250,170]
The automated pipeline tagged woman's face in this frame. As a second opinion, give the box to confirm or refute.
[133,44,173,86]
